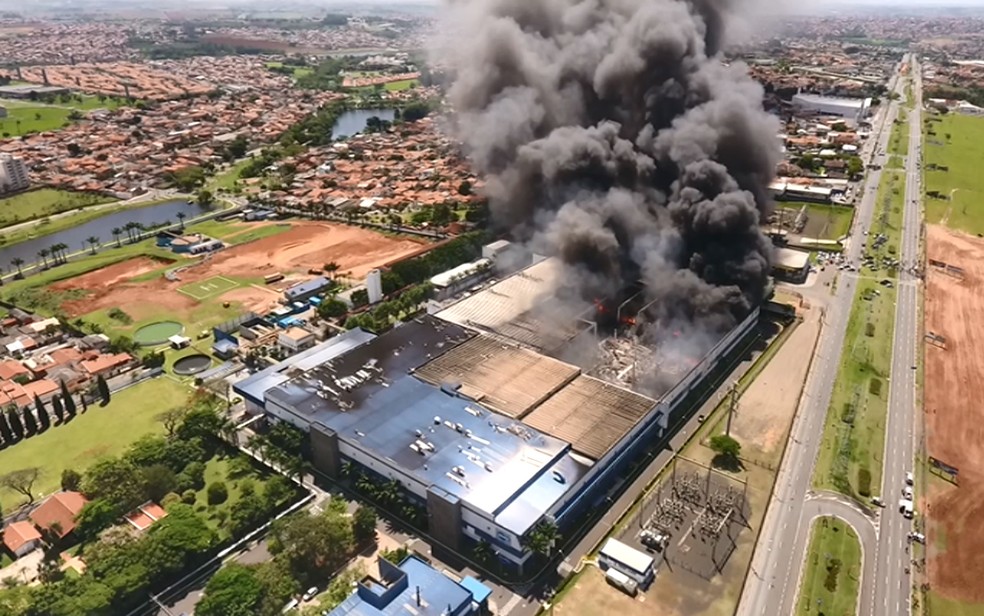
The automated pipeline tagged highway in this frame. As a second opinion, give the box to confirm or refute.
[737,58,913,616]
[872,55,923,616]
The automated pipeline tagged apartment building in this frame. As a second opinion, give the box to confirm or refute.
[0,153,29,193]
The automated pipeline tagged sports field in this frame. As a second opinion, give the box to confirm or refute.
[922,112,984,235]
[178,275,239,300]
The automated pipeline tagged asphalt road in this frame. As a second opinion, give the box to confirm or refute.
[870,56,923,616]
[737,60,911,616]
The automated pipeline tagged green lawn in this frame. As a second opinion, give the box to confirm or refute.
[926,592,984,616]
[922,112,984,235]
[0,104,72,136]
[0,188,116,230]
[0,377,193,513]
[206,159,253,192]
[384,79,418,91]
[265,61,314,79]
[802,203,854,240]
[795,517,862,615]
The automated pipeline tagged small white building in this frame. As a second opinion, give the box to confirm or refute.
[278,327,316,353]
[168,335,191,350]
[599,538,655,587]
[366,269,383,304]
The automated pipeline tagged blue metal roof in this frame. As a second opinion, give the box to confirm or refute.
[329,556,474,616]
[263,317,587,536]
[459,577,491,604]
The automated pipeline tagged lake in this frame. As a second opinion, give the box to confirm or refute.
[0,199,209,269]
[332,108,397,140]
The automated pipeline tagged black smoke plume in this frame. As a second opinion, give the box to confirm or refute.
[442,0,780,339]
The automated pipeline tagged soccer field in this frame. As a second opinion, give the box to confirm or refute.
[177,275,239,300]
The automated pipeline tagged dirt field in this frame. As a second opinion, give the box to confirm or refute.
[197,222,425,280]
[729,307,820,461]
[50,222,426,320]
[923,224,984,602]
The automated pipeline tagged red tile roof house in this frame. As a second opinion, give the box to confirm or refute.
[3,520,42,558]
[29,491,89,540]
[124,502,169,532]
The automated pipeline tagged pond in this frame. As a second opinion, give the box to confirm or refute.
[332,108,397,140]
[0,200,209,269]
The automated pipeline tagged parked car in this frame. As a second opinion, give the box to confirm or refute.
[905,471,914,485]
[303,587,319,601]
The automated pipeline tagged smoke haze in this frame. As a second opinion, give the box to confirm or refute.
[441,0,781,341]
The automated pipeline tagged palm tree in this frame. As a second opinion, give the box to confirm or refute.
[123,222,137,243]
[11,257,24,278]
[86,236,100,255]
[324,261,340,280]
[51,243,67,264]
[37,248,50,269]
[111,227,123,247]
[176,211,186,230]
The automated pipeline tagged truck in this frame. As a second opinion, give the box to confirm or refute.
[899,498,914,519]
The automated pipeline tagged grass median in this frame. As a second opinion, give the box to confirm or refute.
[814,165,904,499]
[796,516,862,615]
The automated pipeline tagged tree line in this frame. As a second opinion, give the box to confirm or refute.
[0,376,110,454]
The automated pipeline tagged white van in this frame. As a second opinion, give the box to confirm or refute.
[605,568,638,597]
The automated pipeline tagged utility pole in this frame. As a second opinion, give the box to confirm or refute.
[726,383,739,437]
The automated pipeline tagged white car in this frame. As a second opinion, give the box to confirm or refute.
[302,587,319,602]
[905,471,914,485]
[902,486,913,499]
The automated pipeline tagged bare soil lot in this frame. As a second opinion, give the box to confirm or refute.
[923,224,984,602]
[729,307,820,461]
[51,222,427,320]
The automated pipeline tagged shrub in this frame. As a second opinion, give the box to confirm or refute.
[182,489,197,504]
[869,378,882,397]
[857,467,872,497]
[824,557,842,592]
[207,481,229,505]
[161,492,182,509]
[865,322,875,337]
